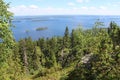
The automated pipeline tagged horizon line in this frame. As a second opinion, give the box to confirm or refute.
[13,14,120,17]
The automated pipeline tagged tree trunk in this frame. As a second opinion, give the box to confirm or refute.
[22,40,29,74]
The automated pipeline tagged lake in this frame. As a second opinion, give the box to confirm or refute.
[12,15,120,40]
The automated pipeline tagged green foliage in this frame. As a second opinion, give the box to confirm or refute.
[0,2,119,79]
[0,0,20,79]
[108,21,120,49]
[66,22,120,80]
[63,26,70,48]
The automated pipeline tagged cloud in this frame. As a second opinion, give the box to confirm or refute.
[76,0,90,3]
[77,0,83,3]
[68,2,75,6]
[9,5,72,15]
[9,5,40,15]
[72,6,120,15]
[29,5,39,9]
[89,7,96,10]
[18,5,26,8]
[112,1,120,7]
[35,0,42,1]
[8,5,120,15]
[99,6,107,10]
[81,6,88,10]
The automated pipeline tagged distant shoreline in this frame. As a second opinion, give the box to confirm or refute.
[13,15,120,17]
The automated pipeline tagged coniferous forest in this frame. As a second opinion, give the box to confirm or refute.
[0,0,120,80]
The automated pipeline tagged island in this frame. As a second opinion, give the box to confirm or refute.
[36,27,48,31]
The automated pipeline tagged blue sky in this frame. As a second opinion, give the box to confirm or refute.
[5,0,120,15]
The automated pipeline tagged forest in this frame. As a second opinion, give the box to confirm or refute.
[0,0,120,80]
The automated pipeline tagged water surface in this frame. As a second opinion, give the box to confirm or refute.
[12,15,120,40]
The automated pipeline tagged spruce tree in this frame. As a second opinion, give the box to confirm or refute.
[63,26,70,48]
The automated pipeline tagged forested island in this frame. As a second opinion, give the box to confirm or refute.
[0,0,120,80]
[36,27,48,31]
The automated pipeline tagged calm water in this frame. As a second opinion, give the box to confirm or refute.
[12,15,120,40]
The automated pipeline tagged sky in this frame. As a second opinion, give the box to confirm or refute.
[4,0,120,16]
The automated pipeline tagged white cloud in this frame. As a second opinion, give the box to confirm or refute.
[81,6,88,10]
[18,5,26,8]
[29,5,39,9]
[112,1,120,7]
[89,7,96,10]
[113,4,118,7]
[68,2,75,6]
[77,0,83,3]
[77,0,90,3]
[9,5,72,15]
[99,6,107,10]
[8,5,120,15]
[35,0,42,1]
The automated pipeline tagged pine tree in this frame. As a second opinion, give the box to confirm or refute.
[18,39,29,74]
[66,26,120,80]
[31,46,43,73]
[108,21,120,49]
[71,29,75,48]
[63,26,70,48]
